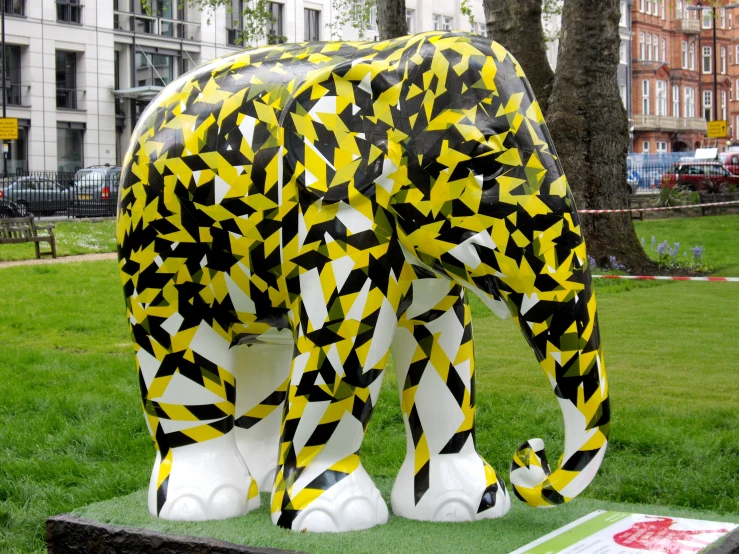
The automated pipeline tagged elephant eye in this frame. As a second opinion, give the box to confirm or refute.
[467,143,505,188]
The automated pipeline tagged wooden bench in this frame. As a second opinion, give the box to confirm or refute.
[0,216,57,259]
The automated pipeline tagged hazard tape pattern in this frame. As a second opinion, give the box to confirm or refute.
[578,200,739,214]
[594,275,739,282]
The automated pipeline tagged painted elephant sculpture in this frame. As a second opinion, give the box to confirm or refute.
[117,31,610,533]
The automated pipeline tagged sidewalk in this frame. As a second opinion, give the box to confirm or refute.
[0,252,117,269]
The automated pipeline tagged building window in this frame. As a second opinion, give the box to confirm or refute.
[406,9,414,34]
[647,34,652,61]
[267,2,285,44]
[55,51,78,110]
[703,8,712,28]
[656,80,667,116]
[661,0,665,19]
[661,38,666,62]
[227,0,243,46]
[736,115,739,139]
[721,7,726,28]
[620,1,627,24]
[0,45,22,106]
[639,33,645,60]
[685,87,695,118]
[639,0,644,12]
[676,0,683,19]
[432,13,453,31]
[475,22,487,36]
[704,90,712,120]
[620,84,627,107]
[2,0,24,16]
[682,41,688,68]
[653,34,659,61]
[656,141,668,153]
[722,91,727,121]
[690,43,695,70]
[304,8,320,41]
[736,79,739,100]
[57,126,84,174]
[736,45,739,64]
[673,85,680,118]
[620,42,627,64]
[646,0,652,15]
[642,80,650,115]
[642,141,650,153]
[722,47,727,74]
[366,4,377,31]
[136,52,175,87]
[703,46,712,74]
[56,0,82,23]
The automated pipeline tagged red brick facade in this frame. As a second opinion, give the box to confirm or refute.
[631,0,739,153]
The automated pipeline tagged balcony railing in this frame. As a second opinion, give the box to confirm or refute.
[2,0,24,16]
[56,88,85,110]
[678,18,700,34]
[633,114,707,133]
[113,11,201,41]
[56,0,82,23]
[4,84,30,107]
[677,118,708,132]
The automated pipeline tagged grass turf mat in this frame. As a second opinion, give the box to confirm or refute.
[73,485,739,554]
[2,215,739,552]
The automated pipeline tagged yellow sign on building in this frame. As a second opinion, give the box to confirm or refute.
[0,118,18,140]
[707,120,728,138]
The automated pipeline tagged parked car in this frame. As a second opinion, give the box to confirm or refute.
[69,165,122,217]
[660,161,739,193]
[718,151,739,175]
[0,176,70,216]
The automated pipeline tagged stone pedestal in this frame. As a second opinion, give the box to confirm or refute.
[46,514,305,554]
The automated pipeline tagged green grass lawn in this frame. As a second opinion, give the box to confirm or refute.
[634,214,739,274]
[1,216,738,553]
[0,220,116,261]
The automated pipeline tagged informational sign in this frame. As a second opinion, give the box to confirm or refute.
[707,120,728,138]
[0,117,18,140]
[511,511,737,554]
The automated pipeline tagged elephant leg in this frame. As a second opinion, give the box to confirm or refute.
[234,340,292,493]
[132,316,259,521]
[390,278,510,522]
[270,287,399,532]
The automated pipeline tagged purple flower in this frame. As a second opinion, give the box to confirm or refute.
[657,241,667,256]
[641,237,646,246]
[673,242,680,256]
[587,254,597,269]
[691,246,704,260]
[651,236,656,246]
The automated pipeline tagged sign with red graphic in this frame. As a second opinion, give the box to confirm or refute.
[511,511,737,554]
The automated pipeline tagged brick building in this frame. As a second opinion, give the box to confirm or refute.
[630,0,739,153]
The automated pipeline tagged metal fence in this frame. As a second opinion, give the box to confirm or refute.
[0,171,120,219]
[627,152,739,194]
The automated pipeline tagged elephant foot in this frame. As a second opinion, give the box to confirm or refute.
[148,434,260,521]
[276,464,388,532]
[390,451,510,522]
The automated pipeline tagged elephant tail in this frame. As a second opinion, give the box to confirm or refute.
[509,379,610,508]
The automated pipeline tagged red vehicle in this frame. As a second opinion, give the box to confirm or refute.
[660,161,739,193]
[718,151,739,174]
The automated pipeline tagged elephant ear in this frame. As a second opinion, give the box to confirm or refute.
[283,61,395,202]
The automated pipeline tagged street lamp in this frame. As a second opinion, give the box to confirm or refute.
[687,2,739,122]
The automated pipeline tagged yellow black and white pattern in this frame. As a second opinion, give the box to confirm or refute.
[117,31,610,531]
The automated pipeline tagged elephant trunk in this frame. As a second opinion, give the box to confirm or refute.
[506,277,610,508]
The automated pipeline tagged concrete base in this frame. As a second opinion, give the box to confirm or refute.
[46,514,305,554]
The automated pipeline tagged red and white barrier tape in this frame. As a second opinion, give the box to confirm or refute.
[578,200,739,214]
[593,275,739,282]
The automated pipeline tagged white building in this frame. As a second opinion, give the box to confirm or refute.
[0,0,486,173]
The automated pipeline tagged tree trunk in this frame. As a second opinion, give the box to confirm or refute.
[377,0,407,40]
[483,0,554,114]
[546,0,654,272]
